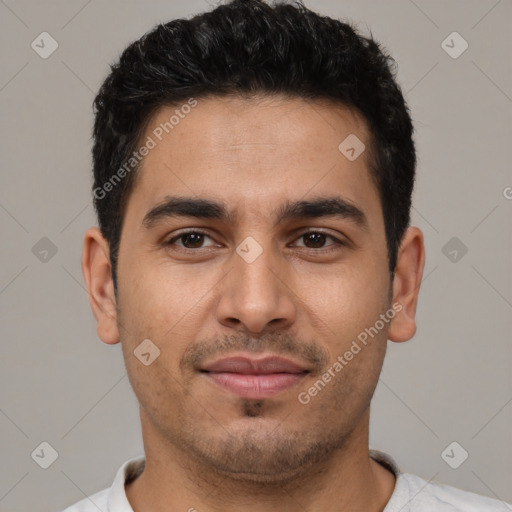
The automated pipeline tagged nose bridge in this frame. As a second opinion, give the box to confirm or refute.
[216,234,296,334]
[237,237,279,299]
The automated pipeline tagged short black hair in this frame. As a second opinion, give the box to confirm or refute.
[91,0,416,296]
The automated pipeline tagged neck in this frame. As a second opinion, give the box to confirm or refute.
[125,408,396,512]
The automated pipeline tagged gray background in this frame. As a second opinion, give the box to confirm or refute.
[1,0,511,510]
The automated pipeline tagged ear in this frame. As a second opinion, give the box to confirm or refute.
[81,227,120,344]
[387,226,425,343]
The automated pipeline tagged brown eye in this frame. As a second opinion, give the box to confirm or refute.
[180,232,206,248]
[166,230,216,249]
[294,231,343,249]
[302,232,328,248]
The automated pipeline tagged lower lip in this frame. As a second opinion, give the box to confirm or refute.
[204,372,306,399]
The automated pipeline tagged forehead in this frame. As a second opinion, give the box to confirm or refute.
[124,95,382,232]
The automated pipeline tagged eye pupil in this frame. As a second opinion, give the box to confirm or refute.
[182,233,204,248]
[304,233,326,248]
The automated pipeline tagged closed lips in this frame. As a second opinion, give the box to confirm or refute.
[201,356,309,374]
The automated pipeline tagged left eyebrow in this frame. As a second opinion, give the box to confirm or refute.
[275,196,369,231]
[141,195,369,232]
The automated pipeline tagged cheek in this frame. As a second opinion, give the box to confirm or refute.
[306,264,388,342]
[134,257,222,306]
[120,264,188,330]
[124,351,188,434]
[117,271,192,416]
[329,342,386,415]
[118,266,211,380]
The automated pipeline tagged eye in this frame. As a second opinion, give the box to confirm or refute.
[164,229,346,252]
[292,230,345,250]
[165,229,217,249]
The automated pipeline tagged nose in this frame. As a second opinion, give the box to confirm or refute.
[215,242,297,336]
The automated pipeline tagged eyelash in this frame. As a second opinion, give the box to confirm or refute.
[164,229,346,253]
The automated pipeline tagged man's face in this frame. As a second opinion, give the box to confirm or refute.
[115,95,393,479]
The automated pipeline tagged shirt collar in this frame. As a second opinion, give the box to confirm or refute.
[107,456,145,511]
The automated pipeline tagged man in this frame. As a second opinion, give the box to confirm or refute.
[63,0,510,510]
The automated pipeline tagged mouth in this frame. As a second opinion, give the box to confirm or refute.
[200,354,310,399]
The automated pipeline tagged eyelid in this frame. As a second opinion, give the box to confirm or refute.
[290,229,347,250]
[166,228,217,246]
[165,227,348,250]
[292,227,345,240]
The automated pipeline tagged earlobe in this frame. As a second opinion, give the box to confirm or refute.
[81,227,121,345]
[387,226,425,343]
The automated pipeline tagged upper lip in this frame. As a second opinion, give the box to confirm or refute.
[201,355,310,374]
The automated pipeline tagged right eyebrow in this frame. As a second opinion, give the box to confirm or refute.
[141,196,236,230]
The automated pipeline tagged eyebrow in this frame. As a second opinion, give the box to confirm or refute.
[141,195,369,231]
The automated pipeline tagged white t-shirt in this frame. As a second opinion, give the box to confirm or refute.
[60,449,511,511]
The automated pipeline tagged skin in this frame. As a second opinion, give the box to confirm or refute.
[82,94,425,512]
